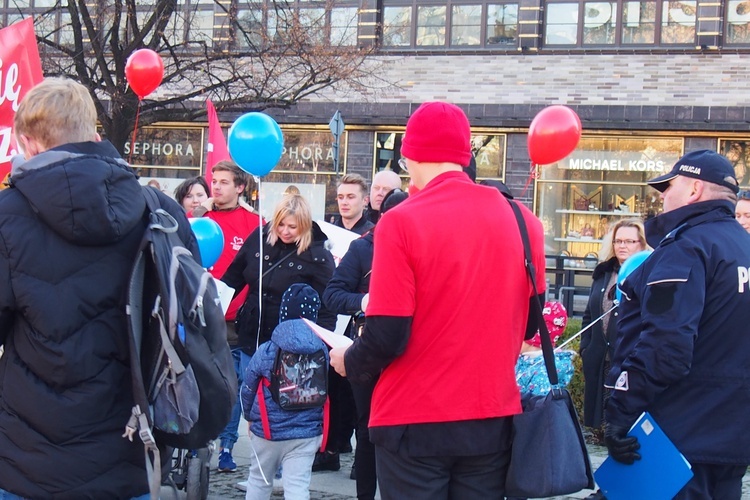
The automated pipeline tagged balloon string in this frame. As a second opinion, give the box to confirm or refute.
[129,99,142,166]
[256,176,263,353]
[519,162,538,198]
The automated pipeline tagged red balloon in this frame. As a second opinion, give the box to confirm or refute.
[125,49,164,99]
[527,105,582,165]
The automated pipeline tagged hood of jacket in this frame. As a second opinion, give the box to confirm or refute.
[271,319,327,355]
[10,141,146,246]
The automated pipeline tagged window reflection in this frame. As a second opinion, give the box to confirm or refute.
[660,0,696,44]
[487,3,518,45]
[331,7,358,46]
[546,3,579,45]
[725,0,750,44]
[583,2,617,44]
[452,4,482,46]
[622,1,656,43]
[417,5,447,45]
[383,6,412,46]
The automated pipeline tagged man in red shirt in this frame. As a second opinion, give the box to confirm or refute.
[330,102,546,498]
[191,160,262,472]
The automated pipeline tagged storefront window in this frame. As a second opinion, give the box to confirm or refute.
[536,136,682,267]
[374,131,506,186]
[261,129,342,222]
[126,126,205,193]
[720,139,750,188]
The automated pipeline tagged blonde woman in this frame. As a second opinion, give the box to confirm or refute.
[222,193,337,358]
[580,218,648,434]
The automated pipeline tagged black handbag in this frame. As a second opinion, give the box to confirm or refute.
[504,200,595,498]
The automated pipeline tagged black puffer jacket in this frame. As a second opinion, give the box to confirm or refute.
[0,141,196,499]
[222,222,336,355]
[322,231,373,316]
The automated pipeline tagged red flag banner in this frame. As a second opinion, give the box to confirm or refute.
[205,99,230,186]
[0,18,44,186]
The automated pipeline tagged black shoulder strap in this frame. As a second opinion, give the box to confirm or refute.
[506,199,559,387]
[142,185,160,213]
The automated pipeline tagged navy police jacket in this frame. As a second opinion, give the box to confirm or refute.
[605,199,750,465]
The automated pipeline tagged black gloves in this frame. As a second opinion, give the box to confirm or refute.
[604,423,641,465]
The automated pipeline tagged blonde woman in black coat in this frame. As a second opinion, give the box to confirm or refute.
[580,219,647,433]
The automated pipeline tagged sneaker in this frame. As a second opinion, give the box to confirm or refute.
[311,451,340,472]
[218,450,237,473]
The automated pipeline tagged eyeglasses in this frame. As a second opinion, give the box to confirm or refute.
[398,158,409,173]
[739,190,750,200]
[614,239,639,246]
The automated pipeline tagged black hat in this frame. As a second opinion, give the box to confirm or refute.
[381,188,409,215]
[279,283,320,322]
[647,150,739,194]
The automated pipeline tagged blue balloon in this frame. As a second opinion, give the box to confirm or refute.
[615,250,652,302]
[227,112,284,176]
[189,218,224,269]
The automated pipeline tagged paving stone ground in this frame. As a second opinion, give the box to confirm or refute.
[183,437,750,500]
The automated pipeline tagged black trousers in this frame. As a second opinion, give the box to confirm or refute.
[373,420,513,500]
[674,463,746,500]
[352,377,379,500]
[325,366,356,453]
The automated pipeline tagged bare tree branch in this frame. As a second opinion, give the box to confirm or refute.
[33,0,397,153]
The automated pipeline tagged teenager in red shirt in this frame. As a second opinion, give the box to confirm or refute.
[330,102,546,499]
[190,160,262,472]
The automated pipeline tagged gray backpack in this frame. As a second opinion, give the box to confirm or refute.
[124,187,236,498]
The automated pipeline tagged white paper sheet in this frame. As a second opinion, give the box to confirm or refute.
[212,277,235,315]
[302,318,353,349]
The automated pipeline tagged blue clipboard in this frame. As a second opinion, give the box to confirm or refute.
[594,412,693,500]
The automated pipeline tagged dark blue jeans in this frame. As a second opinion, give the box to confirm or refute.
[218,347,244,451]
[0,488,149,500]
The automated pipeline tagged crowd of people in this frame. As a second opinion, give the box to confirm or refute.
[1,76,750,500]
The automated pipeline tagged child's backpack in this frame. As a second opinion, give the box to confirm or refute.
[123,187,236,499]
[270,347,328,410]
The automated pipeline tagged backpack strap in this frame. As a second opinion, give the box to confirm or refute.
[142,185,161,213]
[258,379,273,440]
[320,396,330,453]
[506,198,559,387]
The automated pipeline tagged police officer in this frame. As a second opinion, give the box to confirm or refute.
[604,150,750,499]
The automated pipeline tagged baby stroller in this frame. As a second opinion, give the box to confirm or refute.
[169,443,213,500]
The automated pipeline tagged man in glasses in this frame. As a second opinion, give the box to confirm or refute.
[604,150,750,499]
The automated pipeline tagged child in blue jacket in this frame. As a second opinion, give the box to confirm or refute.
[241,284,328,500]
